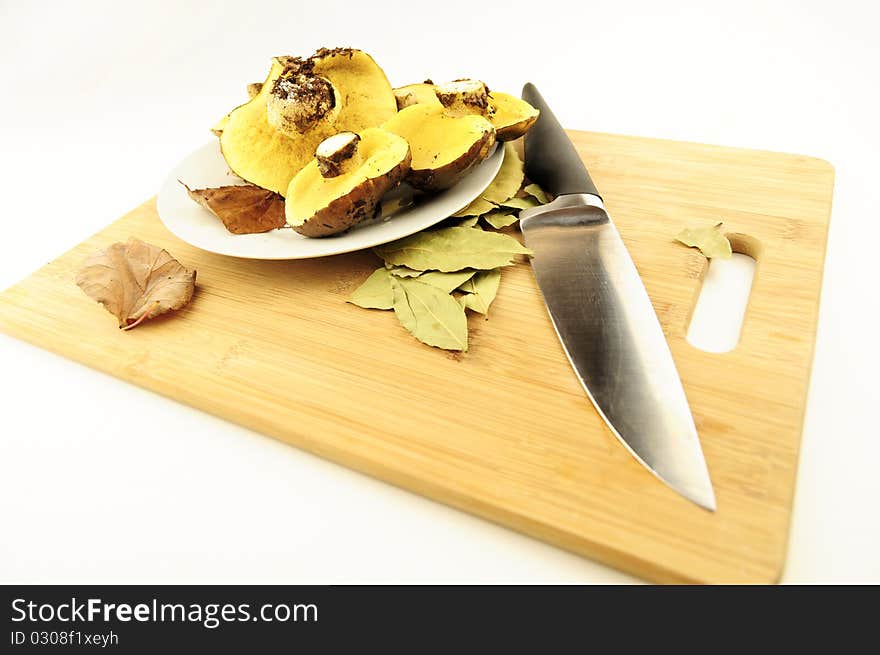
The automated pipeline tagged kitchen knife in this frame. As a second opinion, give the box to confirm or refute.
[519,83,716,511]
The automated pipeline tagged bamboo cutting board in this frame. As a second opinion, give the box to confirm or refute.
[0,130,833,583]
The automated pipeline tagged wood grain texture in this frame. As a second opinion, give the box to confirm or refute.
[0,130,834,583]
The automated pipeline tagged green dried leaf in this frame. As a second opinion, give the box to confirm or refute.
[482,210,519,229]
[523,183,549,204]
[499,197,539,211]
[459,269,502,315]
[347,268,394,309]
[417,269,477,293]
[386,264,422,277]
[391,278,468,351]
[481,142,524,203]
[452,197,497,218]
[452,216,480,228]
[374,226,533,272]
[452,142,523,216]
[675,222,732,259]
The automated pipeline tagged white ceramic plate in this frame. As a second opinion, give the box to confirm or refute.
[156,140,504,260]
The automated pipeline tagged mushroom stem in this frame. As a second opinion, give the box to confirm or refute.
[394,88,419,110]
[316,132,362,178]
[266,73,336,137]
[435,79,490,117]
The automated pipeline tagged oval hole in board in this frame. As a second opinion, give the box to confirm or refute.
[686,234,759,354]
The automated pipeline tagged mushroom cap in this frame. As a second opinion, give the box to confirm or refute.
[219,49,397,196]
[391,82,539,143]
[286,128,411,237]
[487,91,540,141]
[382,103,496,191]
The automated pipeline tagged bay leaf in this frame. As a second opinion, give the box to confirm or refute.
[459,268,502,315]
[452,196,497,218]
[75,238,196,330]
[386,264,422,277]
[452,216,480,228]
[451,142,523,216]
[183,182,286,234]
[523,183,550,204]
[480,142,524,204]
[374,226,533,272]
[347,268,394,309]
[675,222,732,259]
[417,269,476,293]
[482,210,519,229]
[391,278,468,351]
[499,196,539,211]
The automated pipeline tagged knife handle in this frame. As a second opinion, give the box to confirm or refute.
[522,83,601,199]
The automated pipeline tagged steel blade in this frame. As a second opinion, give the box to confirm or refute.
[520,195,716,510]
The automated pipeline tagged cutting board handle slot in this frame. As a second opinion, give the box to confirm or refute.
[686,233,760,353]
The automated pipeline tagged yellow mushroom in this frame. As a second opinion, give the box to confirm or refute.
[286,128,411,238]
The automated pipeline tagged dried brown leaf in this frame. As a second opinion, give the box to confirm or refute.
[75,238,197,329]
[184,182,287,234]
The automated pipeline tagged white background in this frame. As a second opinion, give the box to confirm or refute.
[1,0,878,583]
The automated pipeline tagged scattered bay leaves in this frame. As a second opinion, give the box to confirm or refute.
[499,196,539,211]
[183,182,286,234]
[417,269,476,293]
[75,238,196,330]
[374,226,533,272]
[391,278,468,351]
[459,268,502,315]
[452,196,497,218]
[482,210,519,229]
[452,142,523,216]
[452,216,480,228]
[480,142,524,204]
[675,223,732,259]
[386,264,422,277]
[523,183,549,204]
[347,268,394,309]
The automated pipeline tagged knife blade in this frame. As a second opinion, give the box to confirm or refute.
[519,83,716,511]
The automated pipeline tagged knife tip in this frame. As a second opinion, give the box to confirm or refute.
[679,479,717,512]
[695,493,717,513]
[647,457,716,512]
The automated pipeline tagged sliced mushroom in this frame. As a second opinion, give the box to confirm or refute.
[486,91,540,141]
[390,80,539,143]
[286,128,411,237]
[219,48,397,195]
[382,103,496,191]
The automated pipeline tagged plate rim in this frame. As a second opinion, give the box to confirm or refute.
[156,140,503,260]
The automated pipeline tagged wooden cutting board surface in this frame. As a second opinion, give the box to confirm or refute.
[0,130,833,583]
